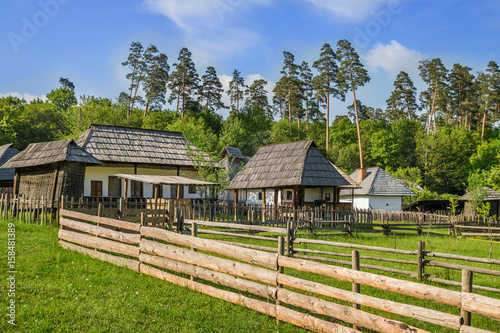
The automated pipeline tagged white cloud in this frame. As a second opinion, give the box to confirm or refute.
[142,0,270,65]
[364,40,424,77]
[0,92,46,102]
[305,0,403,21]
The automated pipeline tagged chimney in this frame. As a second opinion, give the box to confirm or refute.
[357,168,367,183]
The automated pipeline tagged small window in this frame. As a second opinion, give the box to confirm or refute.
[258,192,263,200]
[325,193,331,201]
[286,191,293,201]
[108,176,121,197]
[188,185,197,194]
[91,180,103,197]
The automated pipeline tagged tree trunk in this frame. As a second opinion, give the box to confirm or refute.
[352,89,363,169]
[288,88,292,134]
[481,99,489,141]
[326,94,329,152]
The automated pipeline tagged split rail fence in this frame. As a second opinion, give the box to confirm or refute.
[2,194,500,239]
[58,209,500,333]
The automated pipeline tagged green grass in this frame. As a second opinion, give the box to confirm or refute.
[199,227,500,332]
[0,220,306,333]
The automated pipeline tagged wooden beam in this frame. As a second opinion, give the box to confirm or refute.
[234,190,238,221]
[262,188,266,223]
[50,166,60,206]
[13,169,19,196]
[123,179,128,203]
[176,166,181,199]
[274,188,279,221]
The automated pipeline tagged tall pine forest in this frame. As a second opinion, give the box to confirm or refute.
[2,41,500,200]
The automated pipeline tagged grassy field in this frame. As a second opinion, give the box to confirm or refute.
[2,219,499,332]
[0,220,306,333]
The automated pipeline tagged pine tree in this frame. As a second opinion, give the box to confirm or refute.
[478,61,500,141]
[278,52,303,133]
[418,58,448,134]
[273,76,287,119]
[312,43,340,152]
[227,69,245,114]
[245,79,269,115]
[300,61,314,131]
[142,45,169,117]
[168,48,199,118]
[336,39,370,169]
[386,71,418,122]
[448,64,475,127]
[122,42,146,117]
[200,66,226,113]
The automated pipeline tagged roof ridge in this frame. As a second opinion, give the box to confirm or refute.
[299,140,315,184]
[89,124,183,135]
[256,139,314,150]
[367,167,379,195]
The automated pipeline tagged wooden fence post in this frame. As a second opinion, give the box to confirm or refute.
[286,220,293,256]
[418,240,425,281]
[191,222,198,281]
[276,235,284,325]
[461,269,473,327]
[352,250,361,330]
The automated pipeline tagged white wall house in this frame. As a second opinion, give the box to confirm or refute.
[229,140,351,208]
[339,167,416,211]
[76,124,205,199]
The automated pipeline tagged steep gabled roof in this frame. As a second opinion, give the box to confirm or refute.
[223,146,245,160]
[0,144,20,180]
[229,140,350,189]
[330,162,360,189]
[459,187,500,201]
[340,167,416,197]
[76,124,200,167]
[1,139,101,169]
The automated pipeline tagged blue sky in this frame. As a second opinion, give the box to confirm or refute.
[1,0,500,120]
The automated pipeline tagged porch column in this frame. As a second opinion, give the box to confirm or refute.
[292,186,298,220]
[234,189,238,221]
[274,188,279,221]
[13,169,19,196]
[123,179,129,203]
[176,167,181,200]
[262,188,266,223]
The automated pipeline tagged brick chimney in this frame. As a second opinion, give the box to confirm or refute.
[358,168,367,183]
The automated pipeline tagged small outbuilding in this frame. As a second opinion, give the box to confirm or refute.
[339,167,417,211]
[1,139,102,200]
[0,144,19,188]
[459,187,500,217]
[229,140,351,208]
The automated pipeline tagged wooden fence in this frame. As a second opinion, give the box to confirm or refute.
[58,209,500,333]
[2,194,500,238]
[181,218,500,295]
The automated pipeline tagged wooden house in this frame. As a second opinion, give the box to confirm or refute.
[75,124,204,199]
[1,139,102,200]
[229,140,351,208]
[339,167,417,211]
[220,146,251,202]
[459,187,500,217]
[0,144,19,188]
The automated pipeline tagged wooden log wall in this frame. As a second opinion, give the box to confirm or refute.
[57,210,500,333]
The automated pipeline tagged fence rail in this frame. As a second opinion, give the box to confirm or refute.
[58,209,500,333]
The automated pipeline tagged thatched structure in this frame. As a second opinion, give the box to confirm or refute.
[229,140,350,208]
[1,139,101,200]
[0,144,19,187]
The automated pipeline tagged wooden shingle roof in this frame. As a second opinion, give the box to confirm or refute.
[76,124,199,167]
[0,144,19,180]
[340,167,416,197]
[459,187,500,201]
[229,140,351,189]
[1,139,102,168]
[223,146,245,160]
